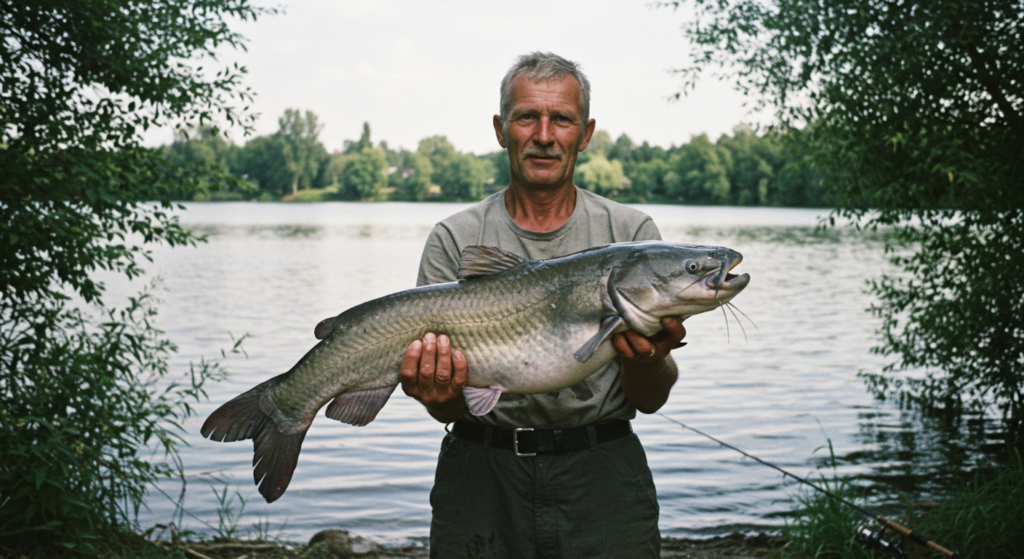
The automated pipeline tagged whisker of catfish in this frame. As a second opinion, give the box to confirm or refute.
[718,297,731,343]
[724,303,748,342]
[727,302,760,334]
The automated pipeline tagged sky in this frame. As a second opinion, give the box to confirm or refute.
[146,0,768,155]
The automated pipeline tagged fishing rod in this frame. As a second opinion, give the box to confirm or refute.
[656,413,963,559]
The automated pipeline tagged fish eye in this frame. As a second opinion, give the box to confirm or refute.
[684,259,700,273]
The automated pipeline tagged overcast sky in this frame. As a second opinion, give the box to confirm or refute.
[147,0,768,155]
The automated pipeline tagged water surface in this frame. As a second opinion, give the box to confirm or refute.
[119,202,958,544]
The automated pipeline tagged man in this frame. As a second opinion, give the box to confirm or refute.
[399,52,686,558]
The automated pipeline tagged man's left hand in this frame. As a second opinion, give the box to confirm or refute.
[611,317,686,363]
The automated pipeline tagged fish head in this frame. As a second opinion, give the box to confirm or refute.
[608,242,750,335]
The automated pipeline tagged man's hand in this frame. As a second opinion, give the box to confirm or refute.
[610,317,686,363]
[400,333,468,422]
[612,317,685,414]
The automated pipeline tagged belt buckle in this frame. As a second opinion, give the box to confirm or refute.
[513,427,536,457]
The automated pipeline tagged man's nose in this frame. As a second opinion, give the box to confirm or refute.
[535,116,554,144]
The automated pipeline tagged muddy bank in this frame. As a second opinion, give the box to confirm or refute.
[172,530,786,559]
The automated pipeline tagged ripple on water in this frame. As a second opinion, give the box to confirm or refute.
[119,203,989,545]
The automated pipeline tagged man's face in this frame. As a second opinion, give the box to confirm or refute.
[494,75,596,191]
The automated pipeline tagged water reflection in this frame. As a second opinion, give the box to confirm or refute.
[845,408,1007,499]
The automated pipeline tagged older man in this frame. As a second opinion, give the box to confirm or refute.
[399,52,685,559]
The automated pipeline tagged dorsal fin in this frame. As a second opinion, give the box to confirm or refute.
[457,246,528,279]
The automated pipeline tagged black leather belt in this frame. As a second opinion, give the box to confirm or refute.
[450,419,632,457]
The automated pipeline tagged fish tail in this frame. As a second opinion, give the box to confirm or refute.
[200,374,308,503]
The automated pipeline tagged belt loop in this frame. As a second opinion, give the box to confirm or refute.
[586,425,598,450]
[483,425,493,446]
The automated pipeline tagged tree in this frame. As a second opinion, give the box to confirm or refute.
[717,125,779,206]
[480,150,512,190]
[164,126,245,200]
[0,0,267,551]
[277,108,327,194]
[342,147,388,200]
[608,133,636,164]
[669,0,1024,434]
[399,151,434,201]
[236,134,293,196]
[625,158,670,201]
[576,156,626,196]
[344,121,374,154]
[438,153,491,200]
[418,135,489,201]
[668,134,733,204]
[586,130,614,159]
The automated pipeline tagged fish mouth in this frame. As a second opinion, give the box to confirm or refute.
[710,255,750,294]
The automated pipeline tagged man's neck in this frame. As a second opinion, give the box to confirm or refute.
[504,182,577,233]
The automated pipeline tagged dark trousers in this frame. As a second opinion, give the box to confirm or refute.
[429,431,660,559]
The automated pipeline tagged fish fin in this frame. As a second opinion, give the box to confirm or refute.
[314,315,341,340]
[201,373,309,503]
[201,374,283,443]
[253,424,307,503]
[324,386,397,426]
[573,315,625,363]
[463,386,503,416]
[458,246,527,279]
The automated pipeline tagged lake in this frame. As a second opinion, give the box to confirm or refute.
[119,201,976,545]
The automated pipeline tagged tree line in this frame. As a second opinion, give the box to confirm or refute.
[164,110,829,207]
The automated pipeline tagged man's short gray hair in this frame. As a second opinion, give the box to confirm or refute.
[499,52,591,135]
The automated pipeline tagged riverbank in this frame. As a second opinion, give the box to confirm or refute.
[150,531,787,559]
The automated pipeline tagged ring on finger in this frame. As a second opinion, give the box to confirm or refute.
[647,347,657,358]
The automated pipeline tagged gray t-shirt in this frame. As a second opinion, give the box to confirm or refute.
[416,187,661,428]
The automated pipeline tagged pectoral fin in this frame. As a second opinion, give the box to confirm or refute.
[325,386,397,426]
[463,386,503,416]
[573,315,624,363]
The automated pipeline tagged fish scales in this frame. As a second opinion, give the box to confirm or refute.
[202,241,750,502]
[273,266,571,420]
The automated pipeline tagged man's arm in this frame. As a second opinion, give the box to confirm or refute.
[611,317,685,414]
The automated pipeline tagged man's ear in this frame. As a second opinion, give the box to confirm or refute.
[577,118,597,152]
[493,115,507,148]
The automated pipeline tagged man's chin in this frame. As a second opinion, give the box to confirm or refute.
[516,176,571,190]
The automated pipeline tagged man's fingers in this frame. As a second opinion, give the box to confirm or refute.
[418,333,437,393]
[435,335,452,385]
[660,317,686,345]
[623,330,655,357]
[452,349,468,391]
[399,340,422,395]
[611,332,635,359]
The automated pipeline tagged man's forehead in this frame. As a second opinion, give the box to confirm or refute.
[509,74,582,112]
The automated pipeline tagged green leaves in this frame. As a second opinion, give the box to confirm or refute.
[0,0,267,552]
[666,0,1024,435]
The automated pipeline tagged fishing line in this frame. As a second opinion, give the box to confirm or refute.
[655,413,962,558]
[148,481,223,532]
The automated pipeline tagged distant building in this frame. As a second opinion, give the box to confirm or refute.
[388,166,416,179]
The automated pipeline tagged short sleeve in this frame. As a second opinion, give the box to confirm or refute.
[631,218,662,242]
[416,224,462,286]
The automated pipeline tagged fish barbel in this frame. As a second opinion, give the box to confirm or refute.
[201,241,750,502]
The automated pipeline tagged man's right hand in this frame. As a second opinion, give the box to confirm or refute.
[399,333,468,422]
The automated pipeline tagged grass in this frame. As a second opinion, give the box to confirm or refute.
[283,184,341,202]
[781,449,1024,558]
[905,449,1024,559]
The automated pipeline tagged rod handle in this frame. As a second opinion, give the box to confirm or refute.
[876,515,961,558]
